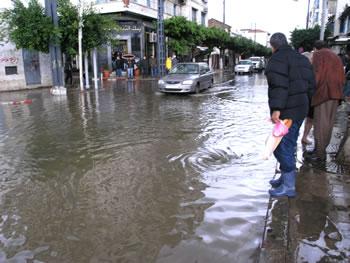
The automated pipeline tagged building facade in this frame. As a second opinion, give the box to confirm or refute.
[329,0,350,49]
[94,0,208,69]
[0,42,53,92]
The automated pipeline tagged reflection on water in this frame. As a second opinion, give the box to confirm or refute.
[0,75,275,262]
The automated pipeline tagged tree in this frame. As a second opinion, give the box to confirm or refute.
[203,27,230,52]
[58,0,118,56]
[165,16,205,56]
[0,0,119,55]
[290,25,331,51]
[0,0,57,52]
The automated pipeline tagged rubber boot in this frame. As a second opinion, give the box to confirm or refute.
[269,174,283,188]
[269,170,296,197]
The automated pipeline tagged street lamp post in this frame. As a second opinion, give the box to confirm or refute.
[223,0,225,25]
[78,0,84,91]
[157,0,166,77]
[45,0,66,95]
[306,0,311,29]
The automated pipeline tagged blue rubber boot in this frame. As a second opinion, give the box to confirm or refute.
[269,174,283,188]
[269,170,296,198]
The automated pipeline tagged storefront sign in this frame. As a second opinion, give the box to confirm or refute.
[0,56,19,64]
[120,25,142,33]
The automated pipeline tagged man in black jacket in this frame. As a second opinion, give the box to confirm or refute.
[265,33,315,197]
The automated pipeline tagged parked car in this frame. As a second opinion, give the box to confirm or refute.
[234,60,254,75]
[158,63,214,94]
[249,56,265,72]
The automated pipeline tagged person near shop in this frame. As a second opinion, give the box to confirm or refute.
[265,32,315,197]
[126,57,135,79]
[139,56,149,78]
[64,59,73,85]
[165,56,172,73]
[304,40,345,162]
[171,54,178,68]
[114,56,124,78]
[150,55,157,77]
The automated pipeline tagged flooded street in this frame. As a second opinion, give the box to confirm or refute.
[0,73,277,262]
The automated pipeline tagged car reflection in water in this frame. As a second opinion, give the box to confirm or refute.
[158,63,214,94]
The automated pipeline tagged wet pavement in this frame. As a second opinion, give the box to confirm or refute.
[259,102,350,263]
[0,72,349,262]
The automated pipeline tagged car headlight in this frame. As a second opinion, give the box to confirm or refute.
[182,80,194,85]
[158,80,165,84]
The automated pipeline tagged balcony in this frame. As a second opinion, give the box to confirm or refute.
[94,0,174,19]
[95,0,157,18]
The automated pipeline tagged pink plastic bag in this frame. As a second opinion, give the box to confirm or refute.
[272,120,289,137]
[262,119,292,160]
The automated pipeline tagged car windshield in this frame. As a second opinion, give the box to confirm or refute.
[238,60,251,65]
[170,64,199,74]
[250,57,260,61]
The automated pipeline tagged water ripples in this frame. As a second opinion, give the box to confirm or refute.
[0,76,275,262]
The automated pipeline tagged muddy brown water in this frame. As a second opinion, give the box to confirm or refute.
[0,74,278,262]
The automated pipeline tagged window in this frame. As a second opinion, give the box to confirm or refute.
[173,4,177,16]
[201,12,206,26]
[192,8,197,23]
[147,0,151,7]
[340,18,346,33]
[5,66,17,75]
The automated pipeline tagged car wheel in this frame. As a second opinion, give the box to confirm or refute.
[209,79,214,88]
[195,83,200,94]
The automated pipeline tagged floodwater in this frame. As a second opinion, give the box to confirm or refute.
[0,73,277,262]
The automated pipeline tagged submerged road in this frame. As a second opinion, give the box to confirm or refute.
[0,73,278,262]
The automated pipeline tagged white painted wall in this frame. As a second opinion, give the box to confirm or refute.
[0,42,52,91]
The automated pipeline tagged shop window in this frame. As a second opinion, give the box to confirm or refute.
[5,66,17,75]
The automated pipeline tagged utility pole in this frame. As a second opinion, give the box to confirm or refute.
[320,0,327,40]
[157,0,166,77]
[223,0,225,24]
[254,23,257,43]
[78,0,84,91]
[306,0,311,29]
[45,0,66,95]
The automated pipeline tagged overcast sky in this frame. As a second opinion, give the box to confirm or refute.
[208,0,309,39]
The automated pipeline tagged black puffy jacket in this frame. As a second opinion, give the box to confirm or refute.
[265,45,315,121]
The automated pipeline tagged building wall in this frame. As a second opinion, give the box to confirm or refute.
[334,0,350,36]
[0,42,52,92]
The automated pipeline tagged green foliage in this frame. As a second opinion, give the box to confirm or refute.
[82,9,118,52]
[58,0,119,55]
[57,0,79,56]
[290,25,331,51]
[0,0,57,52]
[203,27,230,51]
[164,16,270,58]
[0,0,119,55]
[165,16,205,55]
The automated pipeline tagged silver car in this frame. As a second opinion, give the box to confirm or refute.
[158,63,214,94]
[234,60,254,75]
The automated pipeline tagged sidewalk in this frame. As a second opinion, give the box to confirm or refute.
[258,103,350,262]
